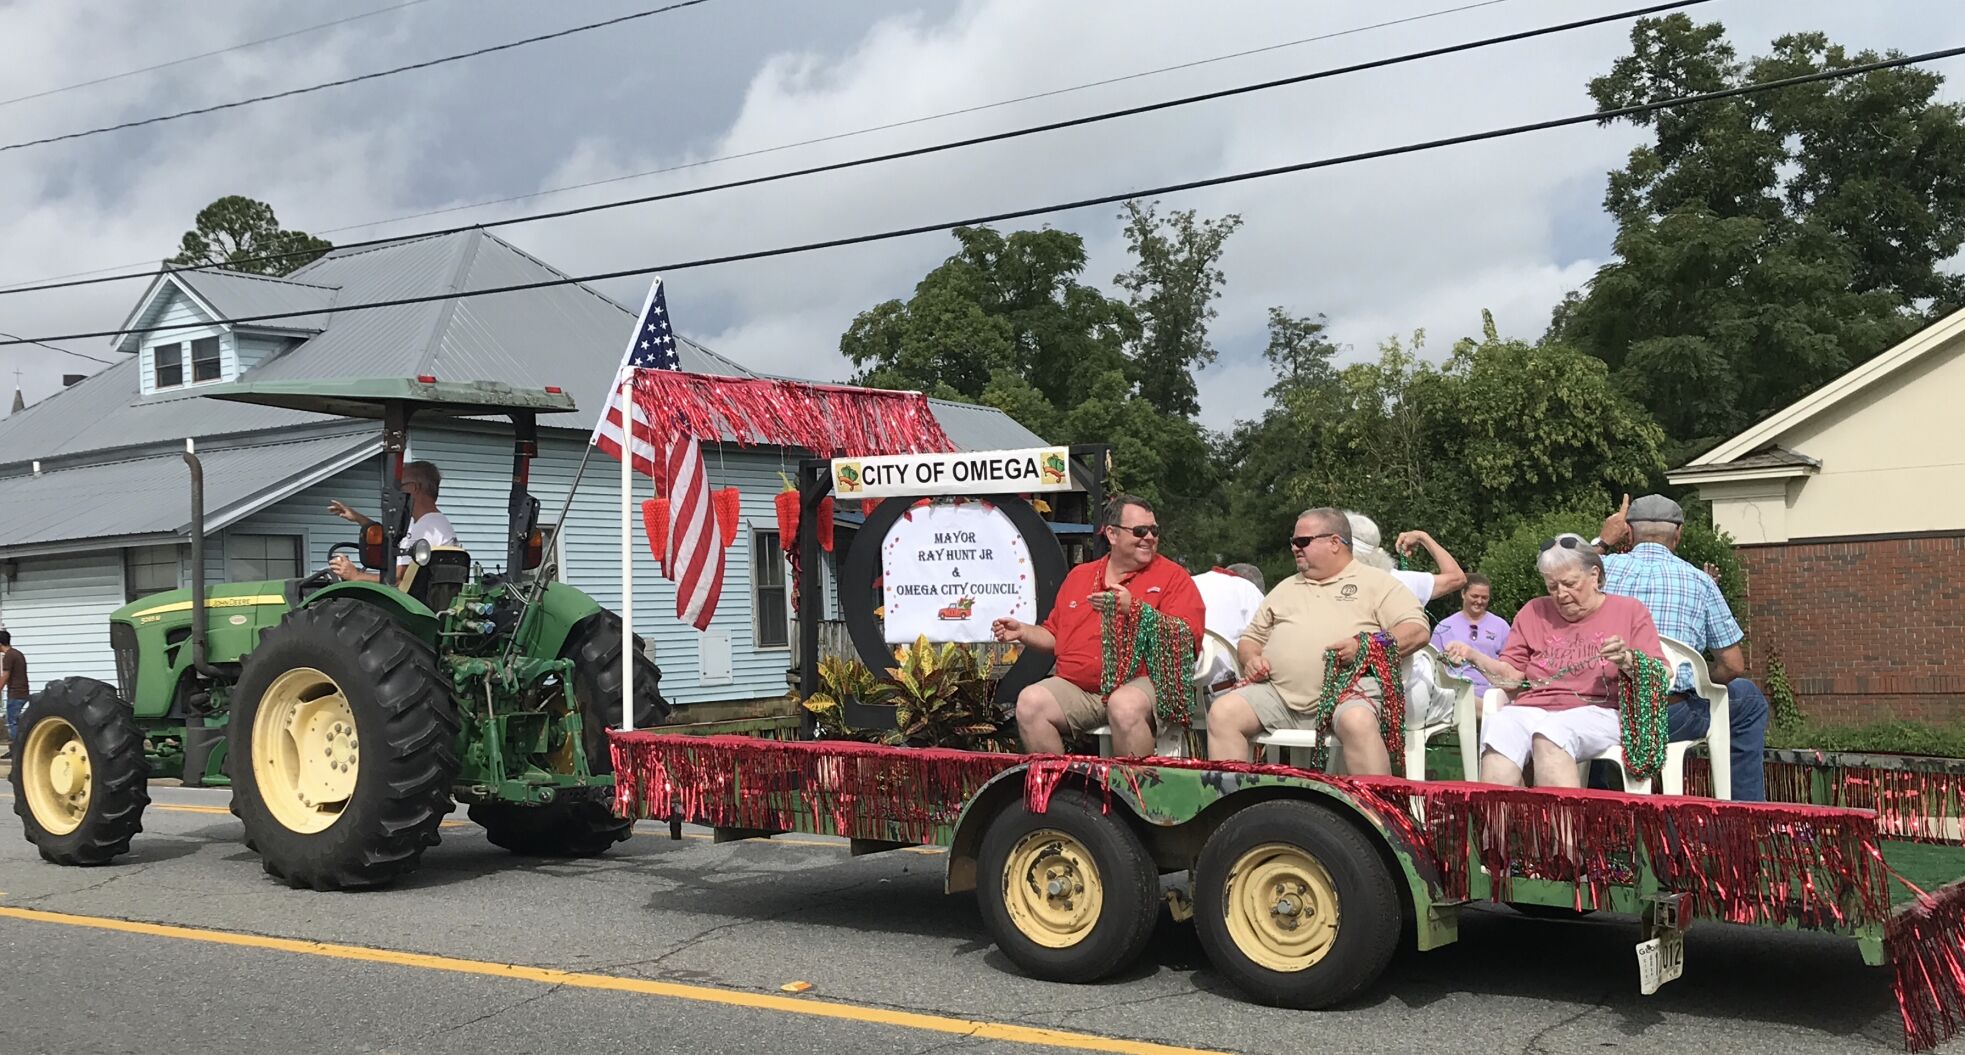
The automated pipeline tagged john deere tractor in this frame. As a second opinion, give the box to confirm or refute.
[10,378,667,889]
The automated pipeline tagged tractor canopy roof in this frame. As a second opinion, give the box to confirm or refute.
[197,378,579,420]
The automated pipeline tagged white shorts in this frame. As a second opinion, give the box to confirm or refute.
[1479,704,1621,768]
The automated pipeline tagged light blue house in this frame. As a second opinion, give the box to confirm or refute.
[0,230,1041,711]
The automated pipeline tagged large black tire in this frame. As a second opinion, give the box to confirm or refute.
[975,789,1160,982]
[468,612,666,857]
[10,677,149,866]
[1193,800,1402,1009]
[228,599,460,890]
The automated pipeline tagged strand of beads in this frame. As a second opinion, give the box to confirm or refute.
[1615,651,1671,778]
[1309,632,1407,771]
[1091,593,1202,731]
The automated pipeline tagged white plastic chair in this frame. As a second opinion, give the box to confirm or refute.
[1093,629,1237,759]
[1475,636,1730,798]
[1255,644,1478,781]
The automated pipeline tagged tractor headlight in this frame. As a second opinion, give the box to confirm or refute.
[410,539,433,567]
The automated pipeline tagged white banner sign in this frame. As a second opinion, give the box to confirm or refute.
[833,446,1075,500]
[881,502,1035,644]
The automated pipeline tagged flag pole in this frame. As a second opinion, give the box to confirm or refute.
[620,370,636,733]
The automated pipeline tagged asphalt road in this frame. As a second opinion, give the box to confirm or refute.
[0,781,1947,1055]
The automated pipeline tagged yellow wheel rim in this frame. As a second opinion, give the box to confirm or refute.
[1001,829,1104,949]
[21,716,92,837]
[252,667,360,834]
[1222,842,1341,972]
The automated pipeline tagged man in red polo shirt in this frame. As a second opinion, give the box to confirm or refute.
[992,495,1205,755]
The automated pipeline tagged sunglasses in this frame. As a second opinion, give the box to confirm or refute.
[1539,535,1587,553]
[1110,524,1161,539]
[1291,532,1345,549]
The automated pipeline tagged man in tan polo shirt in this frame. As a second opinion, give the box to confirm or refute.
[1206,507,1430,773]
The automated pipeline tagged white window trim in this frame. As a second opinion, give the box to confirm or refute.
[144,326,232,395]
[751,527,790,651]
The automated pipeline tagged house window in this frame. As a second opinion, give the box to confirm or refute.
[126,544,184,601]
[154,343,183,389]
[227,534,301,582]
[753,530,789,649]
[191,336,221,382]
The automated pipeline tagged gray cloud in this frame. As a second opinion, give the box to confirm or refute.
[2,0,1960,435]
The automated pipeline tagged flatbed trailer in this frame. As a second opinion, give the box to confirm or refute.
[610,731,1965,1052]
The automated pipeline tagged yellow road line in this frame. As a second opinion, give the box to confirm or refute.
[0,906,1222,1055]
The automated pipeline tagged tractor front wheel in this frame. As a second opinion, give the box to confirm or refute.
[11,677,149,865]
[229,599,459,890]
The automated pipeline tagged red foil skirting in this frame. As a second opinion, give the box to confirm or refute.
[610,734,1965,1051]
[1688,757,1965,845]
[632,371,956,457]
[1891,881,1965,1053]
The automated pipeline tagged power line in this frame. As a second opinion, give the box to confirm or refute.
[0,0,1709,297]
[0,0,718,154]
[7,39,1958,350]
[0,0,1524,293]
[0,331,116,365]
[0,0,438,110]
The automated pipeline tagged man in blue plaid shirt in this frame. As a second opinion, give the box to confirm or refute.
[1598,494,1769,800]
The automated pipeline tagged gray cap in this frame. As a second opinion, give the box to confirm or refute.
[1627,494,1684,525]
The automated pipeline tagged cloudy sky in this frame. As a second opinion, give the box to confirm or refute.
[1,0,1962,432]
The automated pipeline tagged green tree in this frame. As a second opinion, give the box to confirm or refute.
[1554,15,1965,459]
[1114,200,1244,418]
[169,195,333,276]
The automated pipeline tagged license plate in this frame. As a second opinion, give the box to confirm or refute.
[1636,931,1686,995]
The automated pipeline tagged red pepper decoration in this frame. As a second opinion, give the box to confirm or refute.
[641,498,669,570]
[816,497,836,553]
[713,487,742,548]
[774,485,800,549]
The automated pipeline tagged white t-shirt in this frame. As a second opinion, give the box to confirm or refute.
[397,511,458,567]
[1392,568,1434,605]
[1192,570,1264,687]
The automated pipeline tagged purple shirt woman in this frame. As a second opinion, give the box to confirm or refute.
[1431,573,1509,693]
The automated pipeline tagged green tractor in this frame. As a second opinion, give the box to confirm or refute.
[10,378,667,889]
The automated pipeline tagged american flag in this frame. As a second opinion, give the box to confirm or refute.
[589,279,724,631]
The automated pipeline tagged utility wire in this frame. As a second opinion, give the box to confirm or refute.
[0,331,116,365]
[7,39,1958,349]
[0,0,1707,297]
[0,0,437,110]
[0,0,717,154]
[0,0,1522,292]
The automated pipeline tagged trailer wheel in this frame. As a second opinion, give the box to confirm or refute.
[11,677,149,866]
[229,599,460,890]
[1194,799,1401,1008]
[976,789,1159,982]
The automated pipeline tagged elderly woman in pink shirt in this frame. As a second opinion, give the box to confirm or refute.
[1444,536,1663,788]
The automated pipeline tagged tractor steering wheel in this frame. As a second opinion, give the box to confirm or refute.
[298,542,362,593]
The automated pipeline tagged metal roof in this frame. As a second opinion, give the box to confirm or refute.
[174,269,338,333]
[0,431,377,555]
[0,228,1043,473]
[200,377,579,419]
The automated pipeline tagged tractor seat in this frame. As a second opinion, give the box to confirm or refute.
[402,546,472,612]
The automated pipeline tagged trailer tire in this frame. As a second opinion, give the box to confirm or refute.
[1194,799,1400,1008]
[975,789,1159,982]
[229,599,460,890]
[11,677,150,866]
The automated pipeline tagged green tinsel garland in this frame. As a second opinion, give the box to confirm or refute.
[1092,593,1204,730]
[1616,650,1672,779]
[1309,631,1406,772]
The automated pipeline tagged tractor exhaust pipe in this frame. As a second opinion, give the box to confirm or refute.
[183,440,221,681]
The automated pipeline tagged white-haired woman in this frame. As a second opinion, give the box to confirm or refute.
[1443,536,1664,787]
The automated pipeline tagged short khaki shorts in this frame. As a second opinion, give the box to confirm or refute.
[1032,675,1154,736]
[1233,678,1385,734]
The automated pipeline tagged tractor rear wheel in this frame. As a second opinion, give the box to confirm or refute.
[228,599,459,890]
[11,677,149,866]
[469,612,665,857]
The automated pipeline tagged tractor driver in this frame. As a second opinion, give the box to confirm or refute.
[326,460,459,586]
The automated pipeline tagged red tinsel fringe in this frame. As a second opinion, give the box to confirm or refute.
[612,733,1020,845]
[1891,881,1965,1052]
[633,371,955,457]
[1688,757,1965,846]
